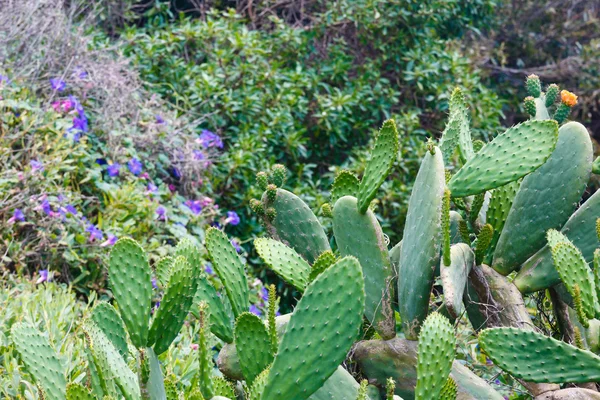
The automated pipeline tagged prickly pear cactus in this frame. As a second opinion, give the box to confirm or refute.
[356,119,399,213]
[11,323,67,400]
[254,238,310,291]
[90,302,129,360]
[398,145,445,339]
[331,170,360,204]
[108,237,152,348]
[479,327,600,383]
[333,195,395,339]
[439,87,473,164]
[193,273,234,343]
[440,244,475,319]
[234,312,274,385]
[67,383,97,400]
[448,120,559,197]
[415,313,455,400]
[260,257,365,400]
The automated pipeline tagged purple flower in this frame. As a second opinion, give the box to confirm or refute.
[260,287,269,301]
[36,269,50,284]
[193,150,205,161]
[30,160,44,173]
[151,277,158,289]
[155,115,165,124]
[8,208,25,224]
[86,223,104,242]
[225,211,240,226]
[65,204,77,215]
[128,158,142,175]
[185,200,202,215]
[197,130,223,149]
[50,78,66,91]
[0,75,10,84]
[147,182,158,194]
[100,234,117,247]
[231,239,242,253]
[71,116,88,132]
[96,158,107,165]
[249,305,262,316]
[156,205,166,220]
[73,67,88,79]
[39,199,52,215]
[107,163,121,177]
[204,263,214,275]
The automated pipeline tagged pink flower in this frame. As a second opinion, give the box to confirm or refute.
[190,344,199,350]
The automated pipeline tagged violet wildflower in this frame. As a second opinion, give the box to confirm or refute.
[8,208,25,224]
[86,223,104,242]
[96,158,107,165]
[128,158,142,175]
[260,287,269,302]
[71,116,88,132]
[225,211,240,226]
[204,263,214,275]
[73,67,88,79]
[168,184,176,193]
[50,78,66,91]
[155,115,165,124]
[39,199,52,215]
[0,75,10,84]
[107,163,121,177]
[193,150,205,161]
[147,182,158,194]
[65,205,77,215]
[100,234,117,247]
[151,277,158,289]
[197,130,223,149]
[36,269,50,284]
[231,239,242,253]
[249,305,262,316]
[156,205,166,220]
[200,197,213,207]
[185,200,202,215]
[30,160,44,173]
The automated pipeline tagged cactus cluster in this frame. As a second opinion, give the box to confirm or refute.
[9,76,598,400]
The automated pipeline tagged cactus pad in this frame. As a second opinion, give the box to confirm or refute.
[192,274,234,343]
[254,238,310,291]
[398,146,445,339]
[514,189,600,293]
[11,323,67,400]
[415,313,455,400]
[234,312,274,385]
[90,302,129,360]
[448,120,559,197]
[485,180,521,255]
[108,237,152,348]
[331,170,359,205]
[479,327,600,383]
[333,196,395,339]
[262,188,330,264]
[492,121,592,275]
[206,227,249,317]
[66,383,96,400]
[439,87,473,163]
[149,255,199,355]
[154,256,173,288]
[439,377,457,400]
[261,256,365,400]
[356,119,399,213]
[309,250,337,282]
[440,244,475,319]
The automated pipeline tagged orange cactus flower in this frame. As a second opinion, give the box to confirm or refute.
[560,90,578,107]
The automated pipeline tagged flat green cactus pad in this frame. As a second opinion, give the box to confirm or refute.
[309,250,337,282]
[479,327,600,383]
[11,323,66,400]
[206,227,249,317]
[439,377,457,400]
[145,347,166,400]
[333,195,395,339]
[415,313,455,400]
[108,237,152,348]
[439,87,473,164]
[309,367,369,400]
[149,255,199,355]
[440,244,475,319]
[154,256,173,289]
[398,146,445,339]
[192,274,234,343]
[262,188,330,264]
[448,120,559,197]
[85,322,140,400]
[235,312,273,385]
[261,257,365,400]
[492,121,592,275]
[485,180,520,254]
[331,170,359,205]
[254,238,310,291]
[357,119,399,213]
[514,188,600,293]
[67,383,97,400]
[247,367,270,400]
[90,302,129,360]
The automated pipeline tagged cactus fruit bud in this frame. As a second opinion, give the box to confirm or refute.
[445,170,452,184]
[470,193,485,225]
[268,284,278,355]
[321,203,333,218]
[309,250,337,282]
[271,164,287,187]
[596,218,600,242]
[357,380,368,400]
[561,90,578,107]
[266,207,276,222]
[250,198,265,216]
[574,326,584,349]
[442,189,451,266]
[475,224,493,265]
[472,139,485,153]
[266,184,278,203]
[386,377,396,400]
[545,84,560,106]
[554,103,571,124]
[426,138,436,155]
[526,74,541,98]
[573,284,589,328]
[458,219,471,245]
[524,96,536,116]
[256,171,269,191]
[592,156,600,175]
[440,377,458,400]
